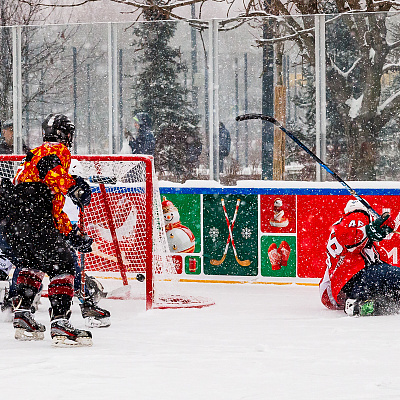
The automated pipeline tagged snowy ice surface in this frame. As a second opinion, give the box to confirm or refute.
[1,280,400,400]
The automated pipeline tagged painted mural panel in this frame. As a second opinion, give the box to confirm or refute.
[203,194,258,276]
[260,195,296,234]
[185,255,202,275]
[260,235,296,277]
[160,193,201,254]
[297,195,400,278]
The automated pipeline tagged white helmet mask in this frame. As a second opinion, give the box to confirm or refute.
[344,199,369,215]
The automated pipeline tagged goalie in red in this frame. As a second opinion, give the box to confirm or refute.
[4,114,94,346]
[319,199,400,316]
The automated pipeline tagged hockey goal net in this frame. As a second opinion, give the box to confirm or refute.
[0,155,213,310]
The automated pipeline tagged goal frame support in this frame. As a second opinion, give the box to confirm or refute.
[0,154,214,310]
[74,155,155,310]
[0,154,155,310]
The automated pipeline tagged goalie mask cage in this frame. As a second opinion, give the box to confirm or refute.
[0,154,213,310]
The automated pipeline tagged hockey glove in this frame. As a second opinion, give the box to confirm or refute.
[67,225,94,253]
[68,176,91,208]
[366,212,394,242]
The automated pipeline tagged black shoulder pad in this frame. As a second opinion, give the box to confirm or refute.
[25,151,34,162]
[36,154,62,180]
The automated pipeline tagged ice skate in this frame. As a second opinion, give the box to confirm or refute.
[13,309,46,341]
[80,300,111,328]
[51,310,92,347]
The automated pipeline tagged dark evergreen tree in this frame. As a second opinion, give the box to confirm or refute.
[132,10,202,182]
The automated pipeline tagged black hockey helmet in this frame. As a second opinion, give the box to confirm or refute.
[42,114,75,148]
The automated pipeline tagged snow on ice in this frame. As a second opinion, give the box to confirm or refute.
[1,280,400,399]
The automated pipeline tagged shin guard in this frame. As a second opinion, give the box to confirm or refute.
[48,274,74,317]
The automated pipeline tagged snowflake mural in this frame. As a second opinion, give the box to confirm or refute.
[241,227,252,240]
[209,227,219,242]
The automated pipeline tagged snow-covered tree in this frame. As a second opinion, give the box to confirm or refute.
[244,0,400,180]
[131,6,202,181]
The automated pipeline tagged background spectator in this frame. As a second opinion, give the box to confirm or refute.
[0,120,29,154]
[125,112,155,155]
[219,122,231,173]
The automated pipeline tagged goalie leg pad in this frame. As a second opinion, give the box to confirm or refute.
[80,300,111,328]
[84,316,111,328]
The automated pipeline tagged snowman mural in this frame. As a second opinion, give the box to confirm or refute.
[162,197,195,253]
[269,197,289,228]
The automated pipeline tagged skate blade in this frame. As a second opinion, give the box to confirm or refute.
[52,335,93,347]
[84,317,111,328]
[15,328,44,341]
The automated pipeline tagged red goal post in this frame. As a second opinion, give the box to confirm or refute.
[0,154,214,310]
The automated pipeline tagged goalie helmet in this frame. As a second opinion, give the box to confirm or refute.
[42,114,75,148]
[344,199,369,215]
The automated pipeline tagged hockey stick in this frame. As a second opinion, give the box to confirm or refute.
[79,205,86,300]
[210,199,241,265]
[89,176,117,185]
[97,182,129,286]
[236,113,382,218]
[221,199,251,267]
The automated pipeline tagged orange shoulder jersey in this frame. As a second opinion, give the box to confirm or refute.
[319,210,383,309]
[14,142,76,235]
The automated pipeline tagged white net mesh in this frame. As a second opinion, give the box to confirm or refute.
[0,155,213,309]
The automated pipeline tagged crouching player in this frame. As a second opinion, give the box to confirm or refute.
[319,199,400,316]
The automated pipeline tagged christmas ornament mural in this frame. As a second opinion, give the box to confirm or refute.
[204,194,258,276]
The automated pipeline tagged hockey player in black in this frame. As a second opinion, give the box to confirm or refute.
[3,114,94,346]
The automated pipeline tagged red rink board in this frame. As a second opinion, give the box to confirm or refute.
[296,195,400,278]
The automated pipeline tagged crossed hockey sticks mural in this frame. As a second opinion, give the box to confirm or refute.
[210,198,240,266]
[210,198,251,267]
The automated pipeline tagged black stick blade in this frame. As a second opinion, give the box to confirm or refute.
[89,176,117,185]
[236,114,277,124]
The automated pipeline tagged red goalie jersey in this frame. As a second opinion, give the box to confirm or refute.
[319,209,386,309]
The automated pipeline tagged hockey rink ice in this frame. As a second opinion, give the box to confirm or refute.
[1,280,400,400]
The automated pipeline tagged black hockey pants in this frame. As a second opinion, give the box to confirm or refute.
[4,182,75,278]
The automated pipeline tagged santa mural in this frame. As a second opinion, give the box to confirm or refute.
[162,197,195,253]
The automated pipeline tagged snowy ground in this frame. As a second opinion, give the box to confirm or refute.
[1,280,400,400]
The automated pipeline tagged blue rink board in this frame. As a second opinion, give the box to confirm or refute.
[158,186,400,196]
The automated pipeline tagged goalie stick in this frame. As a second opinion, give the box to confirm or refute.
[89,176,117,185]
[236,113,382,219]
[79,206,86,299]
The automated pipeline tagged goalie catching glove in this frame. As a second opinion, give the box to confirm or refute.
[68,176,91,208]
[67,225,93,253]
[366,212,394,242]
